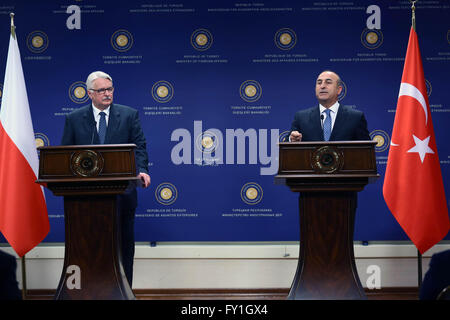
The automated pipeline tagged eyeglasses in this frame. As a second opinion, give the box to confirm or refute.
[90,87,114,94]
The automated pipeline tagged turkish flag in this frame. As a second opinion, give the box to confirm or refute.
[0,29,49,257]
[383,27,450,254]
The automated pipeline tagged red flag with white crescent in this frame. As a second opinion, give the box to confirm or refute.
[383,27,449,254]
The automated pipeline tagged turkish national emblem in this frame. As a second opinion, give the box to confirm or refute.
[383,27,449,254]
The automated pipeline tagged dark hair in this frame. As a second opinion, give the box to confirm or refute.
[318,70,342,88]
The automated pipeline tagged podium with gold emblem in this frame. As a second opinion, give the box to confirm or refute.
[37,144,139,300]
[275,141,379,299]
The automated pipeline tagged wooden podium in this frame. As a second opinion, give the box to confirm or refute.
[275,141,379,300]
[37,144,140,300]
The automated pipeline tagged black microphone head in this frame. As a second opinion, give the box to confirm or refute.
[320,114,324,120]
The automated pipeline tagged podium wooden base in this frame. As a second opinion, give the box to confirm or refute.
[54,195,135,300]
[288,191,365,300]
[275,141,378,300]
[37,145,140,300]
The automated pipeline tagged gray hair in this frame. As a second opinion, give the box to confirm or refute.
[86,71,113,90]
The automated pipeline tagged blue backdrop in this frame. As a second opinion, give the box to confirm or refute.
[0,0,449,243]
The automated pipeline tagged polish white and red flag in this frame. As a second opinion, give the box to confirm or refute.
[383,27,449,254]
[0,23,49,257]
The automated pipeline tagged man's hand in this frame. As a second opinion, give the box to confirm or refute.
[289,131,302,142]
[138,172,151,188]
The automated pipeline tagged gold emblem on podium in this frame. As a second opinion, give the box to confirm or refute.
[311,146,343,173]
[70,150,104,177]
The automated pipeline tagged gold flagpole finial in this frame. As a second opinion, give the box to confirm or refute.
[10,12,16,39]
[410,0,417,31]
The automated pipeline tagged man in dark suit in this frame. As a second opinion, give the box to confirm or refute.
[0,249,22,300]
[61,71,150,287]
[288,71,370,243]
[419,249,450,300]
[289,70,370,142]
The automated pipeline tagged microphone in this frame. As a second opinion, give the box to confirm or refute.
[320,114,324,128]
[91,120,97,144]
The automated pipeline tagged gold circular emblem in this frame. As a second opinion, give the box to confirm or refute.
[196,34,208,46]
[311,146,343,173]
[70,150,104,177]
[366,32,378,44]
[35,138,45,148]
[246,187,258,200]
[280,33,292,45]
[32,36,44,48]
[74,86,86,99]
[245,85,257,97]
[202,136,214,149]
[160,187,173,200]
[116,35,129,47]
[157,85,169,98]
[373,135,385,148]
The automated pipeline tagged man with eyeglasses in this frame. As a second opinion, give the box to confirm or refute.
[61,71,150,287]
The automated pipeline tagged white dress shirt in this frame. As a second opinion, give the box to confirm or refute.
[319,102,340,131]
[92,104,110,132]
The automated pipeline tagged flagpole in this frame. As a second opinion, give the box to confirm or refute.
[410,0,417,31]
[10,12,15,39]
[21,255,27,299]
[417,250,423,289]
[408,0,423,292]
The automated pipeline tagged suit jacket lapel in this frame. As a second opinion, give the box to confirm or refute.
[82,105,99,144]
[330,104,347,141]
[104,104,120,144]
[311,106,324,140]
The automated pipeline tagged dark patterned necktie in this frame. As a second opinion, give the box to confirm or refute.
[323,109,331,141]
[98,112,107,144]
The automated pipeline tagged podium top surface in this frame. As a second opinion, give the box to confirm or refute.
[38,143,137,150]
[276,141,379,188]
[278,141,378,146]
[37,144,138,184]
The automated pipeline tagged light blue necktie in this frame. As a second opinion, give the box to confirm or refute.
[323,109,332,141]
[98,111,107,144]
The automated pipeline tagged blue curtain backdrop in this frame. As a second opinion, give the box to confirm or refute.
[0,0,449,243]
